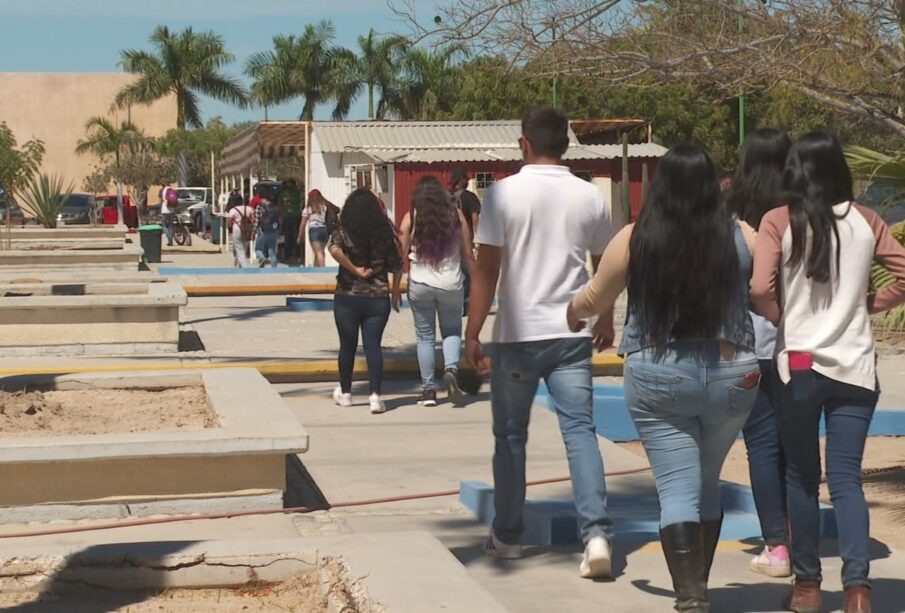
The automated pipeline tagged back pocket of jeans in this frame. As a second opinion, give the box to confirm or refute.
[728,383,759,416]
[626,364,682,412]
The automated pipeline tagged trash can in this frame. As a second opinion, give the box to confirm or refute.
[210,215,222,245]
[137,224,163,263]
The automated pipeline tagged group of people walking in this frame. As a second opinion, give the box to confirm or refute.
[225,179,340,269]
[322,103,903,612]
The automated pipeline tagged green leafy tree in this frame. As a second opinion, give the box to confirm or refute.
[246,21,356,120]
[354,29,410,119]
[383,45,467,120]
[116,26,247,185]
[76,117,153,224]
[156,117,247,186]
[0,122,45,199]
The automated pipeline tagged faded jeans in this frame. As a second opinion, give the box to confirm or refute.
[231,233,249,268]
[408,281,464,389]
[624,341,759,528]
[490,337,611,545]
[161,213,174,245]
[255,231,279,268]
[773,369,878,589]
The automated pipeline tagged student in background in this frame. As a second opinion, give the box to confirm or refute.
[751,132,905,613]
[724,128,793,579]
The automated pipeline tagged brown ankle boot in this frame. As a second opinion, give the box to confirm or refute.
[843,586,870,613]
[787,580,821,613]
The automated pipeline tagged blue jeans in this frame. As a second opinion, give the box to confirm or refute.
[408,281,464,389]
[624,341,759,528]
[490,338,611,545]
[333,294,391,394]
[255,231,278,267]
[773,369,878,589]
[161,213,174,245]
[742,360,788,547]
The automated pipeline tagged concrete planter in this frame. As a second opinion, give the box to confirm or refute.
[0,281,185,355]
[0,369,309,521]
[0,243,142,270]
[2,226,127,240]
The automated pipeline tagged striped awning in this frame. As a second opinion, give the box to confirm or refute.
[219,121,310,177]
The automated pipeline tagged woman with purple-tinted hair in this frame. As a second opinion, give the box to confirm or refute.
[399,176,476,407]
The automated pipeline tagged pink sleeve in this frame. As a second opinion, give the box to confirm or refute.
[857,205,905,313]
[750,208,789,325]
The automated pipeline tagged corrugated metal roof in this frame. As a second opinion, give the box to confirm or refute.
[314,120,578,153]
[362,143,667,164]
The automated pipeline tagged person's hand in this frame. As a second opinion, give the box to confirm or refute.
[354,266,373,279]
[391,290,402,312]
[566,302,587,333]
[466,338,491,375]
[591,317,615,353]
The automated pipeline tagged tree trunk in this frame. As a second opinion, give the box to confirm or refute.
[368,84,375,120]
[115,180,125,226]
[177,152,189,187]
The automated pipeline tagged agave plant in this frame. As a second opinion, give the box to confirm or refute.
[845,146,905,209]
[17,173,73,228]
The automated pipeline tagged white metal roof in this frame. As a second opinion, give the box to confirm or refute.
[313,120,581,153]
[361,143,667,164]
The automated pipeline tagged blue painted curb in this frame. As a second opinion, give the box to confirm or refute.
[159,266,338,275]
[459,479,837,546]
[287,296,412,312]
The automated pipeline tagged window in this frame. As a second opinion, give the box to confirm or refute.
[574,170,593,182]
[475,172,495,189]
[355,169,373,190]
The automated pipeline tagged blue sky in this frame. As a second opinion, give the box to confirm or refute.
[0,0,439,125]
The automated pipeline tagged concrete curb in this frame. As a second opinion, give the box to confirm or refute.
[0,354,627,382]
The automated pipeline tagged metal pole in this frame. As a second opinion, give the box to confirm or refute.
[552,19,558,108]
[738,0,745,146]
[621,134,630,224]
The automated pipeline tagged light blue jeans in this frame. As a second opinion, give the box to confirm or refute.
[408,281,464,389]
[624,341,759,528]
[255,231,278,268]
[490,338,611,545]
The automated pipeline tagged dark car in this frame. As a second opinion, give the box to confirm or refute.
[254,181,283,202]
[0,196,26,226]
[56,193,97,225]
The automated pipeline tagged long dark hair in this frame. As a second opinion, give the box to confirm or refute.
[783,132,854,283]
[340,188,400,267]
[725,128,792,228]
[628,144,739,342]
[411,176,460,267]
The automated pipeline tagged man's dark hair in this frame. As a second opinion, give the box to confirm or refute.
[521,105,569,158]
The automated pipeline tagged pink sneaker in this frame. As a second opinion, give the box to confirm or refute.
[749,544,791,578]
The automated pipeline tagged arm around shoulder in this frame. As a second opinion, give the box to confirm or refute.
[749,209,786,325]
[571,224,633,320]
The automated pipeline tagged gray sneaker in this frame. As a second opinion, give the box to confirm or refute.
[444,368,464,407]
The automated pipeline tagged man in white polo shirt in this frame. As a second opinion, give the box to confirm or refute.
[465,105,615,578]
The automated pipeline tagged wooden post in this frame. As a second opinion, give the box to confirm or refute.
[641,162,649,204]
[621,134,631,223]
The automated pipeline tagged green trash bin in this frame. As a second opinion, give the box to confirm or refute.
[210,215,222,245]
[137,224,163,263]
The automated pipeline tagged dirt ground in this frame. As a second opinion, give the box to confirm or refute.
[618,436,905,550]
[0,574,327,612]
[0,387,217,437]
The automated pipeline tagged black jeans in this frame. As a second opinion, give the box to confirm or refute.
[282,216,301,262]
[334,294,391,394]
[774,368,878,589]
[742,360,788,547]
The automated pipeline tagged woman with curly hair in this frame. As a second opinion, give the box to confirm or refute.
[329,188,404,414]
[399,176,476,407]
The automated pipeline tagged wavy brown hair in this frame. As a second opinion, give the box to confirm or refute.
[411,176,461,267]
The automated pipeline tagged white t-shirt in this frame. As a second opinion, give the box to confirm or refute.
[475,164,613,343]
[302,207,326,228]
[228,205,254,240]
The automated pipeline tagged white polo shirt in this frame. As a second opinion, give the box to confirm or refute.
[475,164,613,343]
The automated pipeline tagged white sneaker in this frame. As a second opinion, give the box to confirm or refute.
[579,535,613,579]
[332,386,352,407]
[369,393,386,414]
[483,532,522,560]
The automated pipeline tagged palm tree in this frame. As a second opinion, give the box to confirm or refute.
[76,117,153,224]
[382,45,466,120]
[355,30,409,120]
[245,21,357,121]
[115,26,247,184]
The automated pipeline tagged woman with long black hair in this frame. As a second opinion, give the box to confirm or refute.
[329,188,403,415]
[568,144,760,612]
[752,133,905,613]
[398,176,475,407]
[725,128,793,578]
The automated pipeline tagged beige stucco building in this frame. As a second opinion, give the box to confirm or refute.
[0,73,176,196]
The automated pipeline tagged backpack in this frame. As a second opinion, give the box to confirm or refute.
[237,207,254,242]
[324,202,341,234]
[165,188,178,205]
[258,201,280,232]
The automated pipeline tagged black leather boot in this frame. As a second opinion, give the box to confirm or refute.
[660,522,709,612]
[700,514,723,584]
